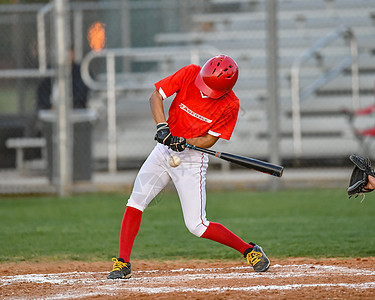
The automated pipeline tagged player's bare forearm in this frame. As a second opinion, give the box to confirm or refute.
[366,175,375,190]
[186,134,219,149]
[150,90,166,125]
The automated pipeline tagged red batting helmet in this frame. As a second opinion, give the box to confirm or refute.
[195,55,239,99]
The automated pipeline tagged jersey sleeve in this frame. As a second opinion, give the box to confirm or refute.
[209,98,239,140]
[154,65,200,99]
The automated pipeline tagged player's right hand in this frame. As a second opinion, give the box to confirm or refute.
[169,136,186,152]
[154,122,172,146]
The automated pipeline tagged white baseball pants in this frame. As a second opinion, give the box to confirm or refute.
[127,143,210,237]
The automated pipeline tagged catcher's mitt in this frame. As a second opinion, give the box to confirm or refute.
[347,154,375,198]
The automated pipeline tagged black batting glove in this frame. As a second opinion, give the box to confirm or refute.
[154,122,172,146]
[169,136,186,152]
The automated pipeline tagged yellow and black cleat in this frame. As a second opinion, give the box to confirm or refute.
[107,258,131,279]
[244,243,270,272]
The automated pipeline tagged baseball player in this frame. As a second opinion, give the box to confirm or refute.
[107,55,270,279]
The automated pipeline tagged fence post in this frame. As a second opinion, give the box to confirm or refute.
[267,0,281,189]
[54,0,72,196]
[107,52,117,173]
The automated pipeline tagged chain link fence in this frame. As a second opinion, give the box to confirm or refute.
[0,0,374,194]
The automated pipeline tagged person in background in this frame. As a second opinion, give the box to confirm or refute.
[36,49,89,110]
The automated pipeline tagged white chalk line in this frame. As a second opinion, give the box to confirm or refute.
[4,263,374,286]
[2,264,375,299]
[115,282,375,295]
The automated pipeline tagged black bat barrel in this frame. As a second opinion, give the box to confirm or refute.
[218,152,284,177]
[186,144,284,177]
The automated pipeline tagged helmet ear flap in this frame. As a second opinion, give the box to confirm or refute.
[195,55,239,99]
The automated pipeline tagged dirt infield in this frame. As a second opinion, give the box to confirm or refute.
[1,257,375,299]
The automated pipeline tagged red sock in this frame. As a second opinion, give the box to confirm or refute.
[201,222,252,255]
[118,206,143,262]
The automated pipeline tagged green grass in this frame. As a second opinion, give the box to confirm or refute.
[0,189,374,263]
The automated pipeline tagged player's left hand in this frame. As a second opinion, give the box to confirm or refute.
[169,136,186,152]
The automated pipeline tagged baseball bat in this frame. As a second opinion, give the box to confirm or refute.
[186,144,284,177]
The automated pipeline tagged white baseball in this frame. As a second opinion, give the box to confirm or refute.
[169,155,181,167]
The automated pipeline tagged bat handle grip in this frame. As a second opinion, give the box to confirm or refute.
[185,143,196,150]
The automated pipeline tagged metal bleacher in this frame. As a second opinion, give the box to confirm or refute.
[158,0,375,161]
[89,0,375,168]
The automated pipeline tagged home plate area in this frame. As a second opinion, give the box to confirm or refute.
[1,258,375,299]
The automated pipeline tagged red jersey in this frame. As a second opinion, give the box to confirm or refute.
[154,64,239,140]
